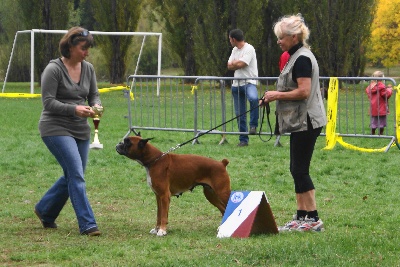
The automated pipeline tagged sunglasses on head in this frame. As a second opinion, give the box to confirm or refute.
[72,30,89,41]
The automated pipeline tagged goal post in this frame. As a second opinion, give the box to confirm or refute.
[2,29,162,94]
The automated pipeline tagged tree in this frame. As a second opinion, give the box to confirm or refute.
[144,0,376,78]
[0,0,27,81]
[87,0,142,84]
[296,0,375,76]
[367,0,400,68]
[16,0,72,83]
[193,0,232,76]
[148,0,198,77]
[256,0,295,77]
[79,0,96,31]
[149,0,270,77]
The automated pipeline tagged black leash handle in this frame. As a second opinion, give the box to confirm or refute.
[258,103,273,142]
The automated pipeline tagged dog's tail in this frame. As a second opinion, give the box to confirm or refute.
[221,159,229,167]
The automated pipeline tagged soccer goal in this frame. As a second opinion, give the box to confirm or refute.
[2,29,162,94]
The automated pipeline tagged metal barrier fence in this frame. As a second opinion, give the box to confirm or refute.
[123,75,397,150]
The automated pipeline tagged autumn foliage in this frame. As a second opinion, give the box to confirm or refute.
[367,0,400,67]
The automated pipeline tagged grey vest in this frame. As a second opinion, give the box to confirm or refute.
[276,47,326,134]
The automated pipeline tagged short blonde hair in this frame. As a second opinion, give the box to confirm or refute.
[273,14,310,49]
[371,70,384,78]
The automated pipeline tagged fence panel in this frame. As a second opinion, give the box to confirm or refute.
[124,75,397,150]
[321,77,396,137]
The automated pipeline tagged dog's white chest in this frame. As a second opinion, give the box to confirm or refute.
[135,160,154,190]
[145,167,153,188]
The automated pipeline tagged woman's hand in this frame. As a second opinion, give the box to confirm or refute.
[260,77,311,105]
[260,91,280,105]
[75,105,94,118]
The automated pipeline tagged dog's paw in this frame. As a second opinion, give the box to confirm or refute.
[149,227,167,236]
[156,229,167,236]
[149,228,158,235]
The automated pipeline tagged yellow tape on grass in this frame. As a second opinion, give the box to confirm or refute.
[0,93,41,98]
[324,77,396,152]
[0,85,127,99]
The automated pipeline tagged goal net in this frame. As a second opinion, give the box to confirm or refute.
[2,29,162,94]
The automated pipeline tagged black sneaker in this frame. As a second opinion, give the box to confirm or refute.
[34,209,57,229]
[249,127,257,135]
[82,227,101,236]
[237,141,248,147]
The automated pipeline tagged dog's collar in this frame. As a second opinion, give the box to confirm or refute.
[144,144,182,167]
[141,152,167,167]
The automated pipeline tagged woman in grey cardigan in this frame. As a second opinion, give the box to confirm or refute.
[34,27,102,236]
[260,14,326,232]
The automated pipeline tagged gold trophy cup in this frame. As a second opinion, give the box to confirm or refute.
[90,106,104,149]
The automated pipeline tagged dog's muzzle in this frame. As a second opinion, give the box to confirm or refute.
[115,142,125,155]
[116,138,131,155]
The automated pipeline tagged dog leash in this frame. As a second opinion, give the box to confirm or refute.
[258,101,273,143]
[147,99,273,165]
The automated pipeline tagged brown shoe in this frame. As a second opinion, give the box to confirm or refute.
[82,227,101,236]
[237,141,248,147]
[249,127,257,135]
[34,209,57,229]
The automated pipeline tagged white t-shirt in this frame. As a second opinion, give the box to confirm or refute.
[228,43,258,86]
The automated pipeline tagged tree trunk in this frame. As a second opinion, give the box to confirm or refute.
[183,7,196,78]
[109,36,126,83]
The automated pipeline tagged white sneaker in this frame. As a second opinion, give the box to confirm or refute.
[278,215,305,232]
[297,218,324,232]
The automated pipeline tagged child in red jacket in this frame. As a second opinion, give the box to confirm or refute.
[365,71,393,135]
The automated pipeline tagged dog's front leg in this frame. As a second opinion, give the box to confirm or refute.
[149,194,162,235]
[150,193,170,236]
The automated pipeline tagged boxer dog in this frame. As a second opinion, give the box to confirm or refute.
[116,136,231,236]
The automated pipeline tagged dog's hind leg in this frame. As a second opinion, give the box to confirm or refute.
[203,186,229,215]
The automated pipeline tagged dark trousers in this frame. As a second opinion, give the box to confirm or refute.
[289,116,322,193]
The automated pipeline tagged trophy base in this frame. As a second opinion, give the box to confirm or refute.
[90,143,103,149]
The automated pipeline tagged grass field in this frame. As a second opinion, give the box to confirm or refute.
[1,82,400,266]
[365,65,400,78]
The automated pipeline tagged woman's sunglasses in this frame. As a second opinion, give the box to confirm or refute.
[72,30,89,41]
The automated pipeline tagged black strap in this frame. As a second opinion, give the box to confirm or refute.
[258,102,273,142]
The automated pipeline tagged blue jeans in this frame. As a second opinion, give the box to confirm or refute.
[231,83,259,143]
[35,136,97,233]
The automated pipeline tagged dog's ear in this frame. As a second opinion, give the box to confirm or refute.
[138,138,153,149]
[131,129,141,136]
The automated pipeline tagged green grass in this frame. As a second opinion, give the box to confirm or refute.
[1,83,400,266]
[365,65,400,78]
